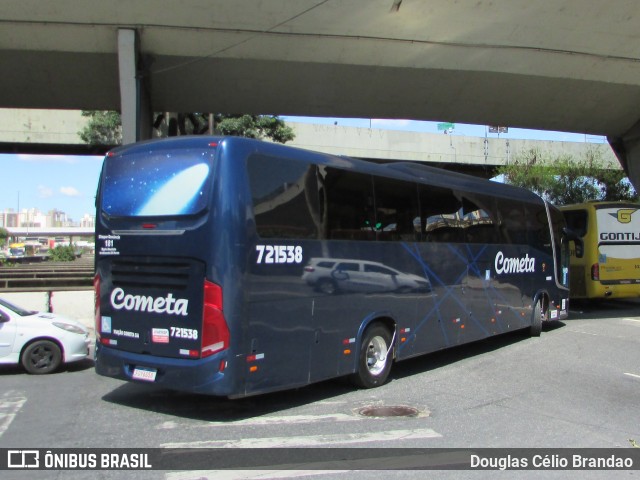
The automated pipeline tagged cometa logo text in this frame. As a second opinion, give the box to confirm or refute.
[110,288,189,316]
[494,251,536,275]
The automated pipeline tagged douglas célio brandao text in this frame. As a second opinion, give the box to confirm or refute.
[470,453,634,470]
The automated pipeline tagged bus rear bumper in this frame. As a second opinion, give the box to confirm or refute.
[95,343,233,396]
[594,282,640,299]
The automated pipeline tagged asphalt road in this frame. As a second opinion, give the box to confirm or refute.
[1,299,639,480]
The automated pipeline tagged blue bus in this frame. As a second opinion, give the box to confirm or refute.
[94,136,570,397]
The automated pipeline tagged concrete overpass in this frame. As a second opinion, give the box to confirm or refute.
[6,227,94,241]
[2,1,640,187]
[0,110,619,176]
[287,122,618,175]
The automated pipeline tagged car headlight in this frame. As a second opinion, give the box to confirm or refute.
[52,322,87,335]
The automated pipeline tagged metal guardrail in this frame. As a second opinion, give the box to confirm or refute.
[0,257,94,292]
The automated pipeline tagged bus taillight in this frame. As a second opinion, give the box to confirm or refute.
[94,273,101,341]
[202,280,230,358]
[591,263,600,281]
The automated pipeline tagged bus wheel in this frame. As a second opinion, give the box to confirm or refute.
[530,299,543,337]
[352,324,393,388]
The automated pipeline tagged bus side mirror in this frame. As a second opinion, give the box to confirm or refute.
[563,228,584,258]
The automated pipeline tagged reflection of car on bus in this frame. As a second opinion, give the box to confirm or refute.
[302,258,432,294]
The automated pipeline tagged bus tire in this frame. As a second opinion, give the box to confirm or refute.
[352,324,393,389]
[530,299,543,337]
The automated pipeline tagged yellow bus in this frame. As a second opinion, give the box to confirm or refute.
[8,242,26,257]
[560,202,640,299]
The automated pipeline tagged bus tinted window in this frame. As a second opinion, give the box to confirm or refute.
[101,149,214,217]
[320,167,376,241]
[459,195,498,244]
[372,176,420,241]
[563,209,588,237]
[496,199,528,244]
[525,204,552,251]
[418,184,463,243]
[247,154,320,239]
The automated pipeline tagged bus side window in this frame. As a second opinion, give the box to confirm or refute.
[247,154,320,239]
[495,199,527,245]
[418,184,463,243]
[561,209,588,258]
[524,204,552,250]
[319,167,376,241]
[459,195,498,244]
[372,176,420,241]
[562,210,588,237]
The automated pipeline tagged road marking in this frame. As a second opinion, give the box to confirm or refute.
[161,413,442,479]
[570,330,599,336]
[157,413,365,430]
[624,372,640,380]
[0,390,27,438]
[161,427,441,449]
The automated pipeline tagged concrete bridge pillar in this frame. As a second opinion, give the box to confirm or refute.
[609,122,640,193]
[117,29,152,144]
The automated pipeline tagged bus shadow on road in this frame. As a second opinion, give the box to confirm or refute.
[101,374,358,423]
[99,296,638,420]
[101,327,560,422]
[388,327,558,382]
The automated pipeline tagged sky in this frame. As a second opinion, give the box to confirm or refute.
[0,153,104,221]
[0,117,608,221]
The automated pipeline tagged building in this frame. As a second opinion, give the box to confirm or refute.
[0,207,94,229]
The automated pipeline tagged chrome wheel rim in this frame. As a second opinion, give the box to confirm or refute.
[366,336,388,376]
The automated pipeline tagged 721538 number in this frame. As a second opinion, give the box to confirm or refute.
[256,245,303,264]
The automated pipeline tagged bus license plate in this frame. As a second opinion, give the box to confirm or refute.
[132,366,157,382]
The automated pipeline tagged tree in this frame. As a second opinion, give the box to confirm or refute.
[48,245,77,262]
[79,111,123,145]
[497,146,638,205]
[79,111,294,146]
[0,227,8,248]
[213,114,295,143]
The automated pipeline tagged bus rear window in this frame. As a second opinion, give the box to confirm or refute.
[101,150,214,217]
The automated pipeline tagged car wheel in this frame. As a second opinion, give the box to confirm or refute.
[351,324,393,389]
[21,340,62,374]
[317,278,337,295]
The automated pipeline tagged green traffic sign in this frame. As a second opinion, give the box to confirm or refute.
[437,122,455,131]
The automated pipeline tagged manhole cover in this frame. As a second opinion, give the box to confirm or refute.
[357,405,420,418]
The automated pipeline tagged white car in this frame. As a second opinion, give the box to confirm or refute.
[0,297,90,374]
